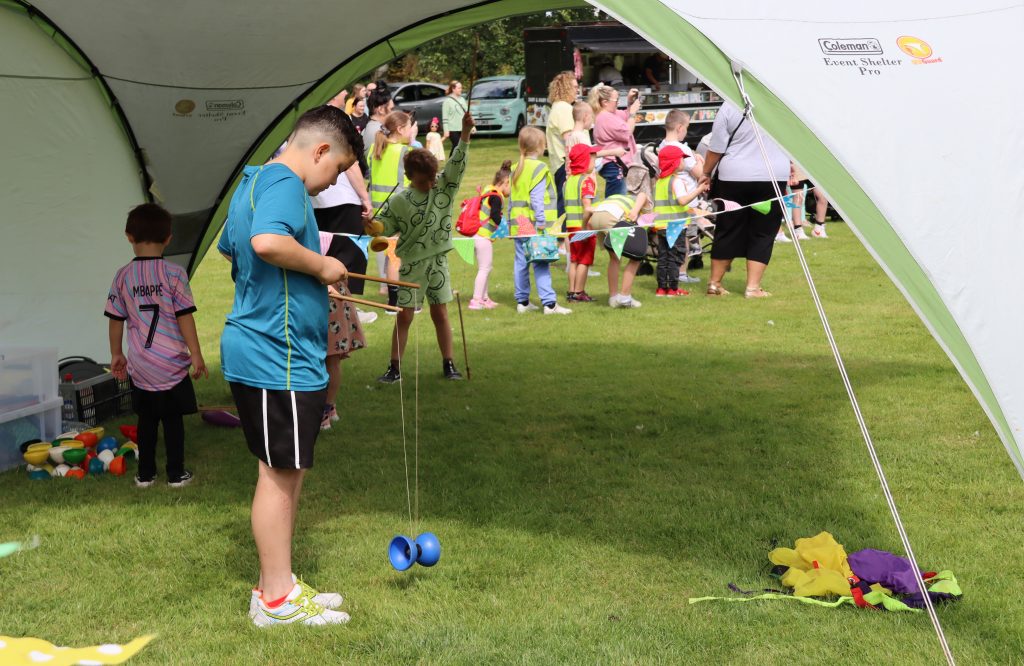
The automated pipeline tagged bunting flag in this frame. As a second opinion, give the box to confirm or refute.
[782,194,797,209]
[352,235,370,259]
[666,220,686,248]
[451,237,475,265]
[516,216,536,237]
[0,634,154,665]
[568,231,597,244]
[751,200,773,215]
[608,227,630,258]
[490,218,509,240]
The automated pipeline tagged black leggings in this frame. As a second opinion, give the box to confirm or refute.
[448,131,462,157]
[657,232,687,289]
[137,412,185,480]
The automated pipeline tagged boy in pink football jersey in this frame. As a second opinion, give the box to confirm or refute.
[105,203,207,487]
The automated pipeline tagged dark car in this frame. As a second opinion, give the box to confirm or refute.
[387,82,447,134]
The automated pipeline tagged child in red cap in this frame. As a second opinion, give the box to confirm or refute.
[564,143,600,302]
[653,144,708,296]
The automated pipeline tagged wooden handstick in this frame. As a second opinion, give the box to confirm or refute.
[329,292,402,313]
[454,290,471,380]
[345,272,420,289]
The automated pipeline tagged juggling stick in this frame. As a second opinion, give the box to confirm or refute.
[199,408,241,428]
[344,272,420,289]
[453,290,471,380]
[330,292,402,313]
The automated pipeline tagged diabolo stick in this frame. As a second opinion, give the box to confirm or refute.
[453,290,470,380]
[344,272,420,289]
[329,292,402,313]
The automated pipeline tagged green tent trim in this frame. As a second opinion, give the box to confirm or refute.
[3,0,152,198]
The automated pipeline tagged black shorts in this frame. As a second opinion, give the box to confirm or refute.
[710,180,787,264]
[314,204,369,295]
[132,376,197,418]
[229,383,326,469]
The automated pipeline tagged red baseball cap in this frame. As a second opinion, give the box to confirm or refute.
[658,145,685,179]
[568,143,600,175]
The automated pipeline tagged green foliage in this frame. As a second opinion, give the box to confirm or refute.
[390,9,599,82]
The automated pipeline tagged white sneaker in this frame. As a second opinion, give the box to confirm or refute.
[812,224,829,239]
[517,303,540,314]
[774,231,792,243]
[249,575,344,619]
[588,269,601,277]
[678,273,701,284]
[543,304,572,315]
[611,295,641,309]
[251,583,350,627]
[357,310,378,325]
[794,226,810,241]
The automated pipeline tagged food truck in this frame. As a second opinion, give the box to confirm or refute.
[523,22,722,146]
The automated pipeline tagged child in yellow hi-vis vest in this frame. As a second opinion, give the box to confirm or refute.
[373,111,475,383]
[509,127,572,315]
[368,110,414,307]
[653,145,707,296]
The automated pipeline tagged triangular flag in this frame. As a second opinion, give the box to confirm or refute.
[751,200,772,215]
[491,218,509,240]
[516,216,536,237]
[352,235,370,259]
[609,227,629,258]
[569,230,597,243]
[782,194,797,209]
[666,220,685,248]
[452,238,475,265]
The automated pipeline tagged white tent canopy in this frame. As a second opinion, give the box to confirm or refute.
[1,0,1022,476]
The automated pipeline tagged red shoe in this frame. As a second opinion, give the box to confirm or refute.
[656,288,670,297]
[670,288,690,296]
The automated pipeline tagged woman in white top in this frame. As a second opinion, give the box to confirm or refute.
[700,101,789,298]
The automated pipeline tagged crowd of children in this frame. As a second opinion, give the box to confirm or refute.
[101,75,833,628]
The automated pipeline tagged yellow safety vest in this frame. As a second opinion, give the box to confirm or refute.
[599,193,637,218]
[563,174,588,230]
[477,186,504,239]
[653,175,689,230]
[368,143,410,209]
[508,158,557,235]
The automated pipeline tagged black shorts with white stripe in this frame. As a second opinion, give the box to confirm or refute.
[229,382,326,469]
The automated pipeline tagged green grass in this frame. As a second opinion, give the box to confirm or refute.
[2,137,1023,664]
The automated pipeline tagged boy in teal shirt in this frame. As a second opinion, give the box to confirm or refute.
[375,111,474,382]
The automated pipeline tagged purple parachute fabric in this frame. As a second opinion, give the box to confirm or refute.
[848,549,922,595]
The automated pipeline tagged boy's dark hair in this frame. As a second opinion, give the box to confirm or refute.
[292,105,363,158]
[125,203,172,243]
[404,148,439,181]
[368,86,393,115]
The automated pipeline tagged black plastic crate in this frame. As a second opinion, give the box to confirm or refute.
[59,373,131,426]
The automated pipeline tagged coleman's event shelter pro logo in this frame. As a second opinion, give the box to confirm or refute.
[818,37,901,76]
[818,38,883,55]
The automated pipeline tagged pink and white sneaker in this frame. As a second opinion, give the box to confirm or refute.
[482,298,500,309]
[468,299,486,311]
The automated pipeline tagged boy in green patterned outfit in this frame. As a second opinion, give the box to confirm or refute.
[374,111,475,382]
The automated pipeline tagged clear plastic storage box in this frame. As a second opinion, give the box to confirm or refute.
[0,347,60,472]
